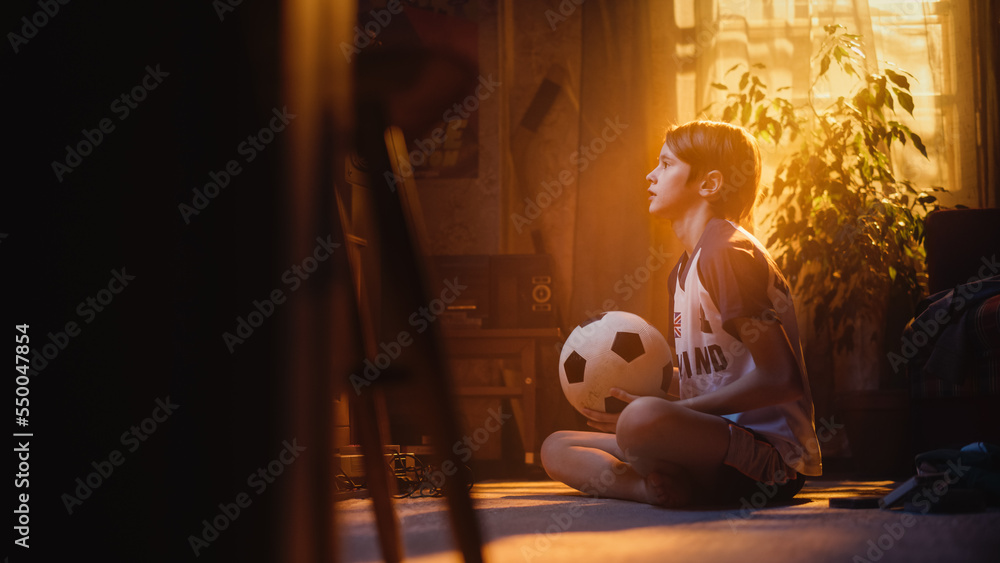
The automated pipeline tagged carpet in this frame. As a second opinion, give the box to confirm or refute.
[337,479,1000,562]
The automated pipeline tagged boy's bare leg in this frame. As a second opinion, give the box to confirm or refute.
[640,460,700,508]
[540,431,649,502]
[616,397,733,503]
[542,398,732,507]
[540,429,699,506]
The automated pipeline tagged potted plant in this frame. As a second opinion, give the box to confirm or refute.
[705,25,944,476]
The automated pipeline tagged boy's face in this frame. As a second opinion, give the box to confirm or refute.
[646,143,699,219]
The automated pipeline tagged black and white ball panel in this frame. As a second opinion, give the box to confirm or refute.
[558,311,673,415]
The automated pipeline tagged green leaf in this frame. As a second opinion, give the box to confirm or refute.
[739,72,750,91]
[710,82,729,90]
[910,132,928,157]
[874,76,887,108]
[889,120,911,135]
[726,63,742,75]
[824,24,844,35]
[819,54,831,77]
[768,120,782,143]
[872,103,886,122]
[752,62,766,69]
[853,90,869,114]
[893,88,914,115]
[741,101,752,125]
[722,104,736,123]
[885,68,910,90]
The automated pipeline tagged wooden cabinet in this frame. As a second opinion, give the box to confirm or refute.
[443,328,562,464]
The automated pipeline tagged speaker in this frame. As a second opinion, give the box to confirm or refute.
[427,254,557,329]
[488,254,556,329]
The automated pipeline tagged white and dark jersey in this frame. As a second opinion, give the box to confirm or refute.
[669,218,822,476]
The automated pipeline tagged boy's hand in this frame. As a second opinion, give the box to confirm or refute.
[581,388,640,433]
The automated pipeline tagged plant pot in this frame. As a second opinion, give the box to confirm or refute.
[836,389,912,479]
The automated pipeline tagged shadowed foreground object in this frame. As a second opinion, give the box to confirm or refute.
[335,45,485,563]
[338,479,1000,562]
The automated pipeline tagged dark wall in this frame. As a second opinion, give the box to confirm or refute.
[5,2,293,560]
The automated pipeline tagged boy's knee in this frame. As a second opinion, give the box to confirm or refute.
[540,431,570,476]
[616,397,680,454]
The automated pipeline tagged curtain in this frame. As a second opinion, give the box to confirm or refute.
[569,0,682,332]
[689,0,978,211]
[972,0,1000,208]
[502,0,682,335]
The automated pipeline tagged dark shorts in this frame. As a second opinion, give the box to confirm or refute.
[712,463,806,506]
[710,421,806,506]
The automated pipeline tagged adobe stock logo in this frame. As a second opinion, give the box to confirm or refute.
[61,396,179,515]
[510,116,628,234]
[544,0,585,31]
[187,439,306,556]
[178,106,296,224]
[222,235,339,353]
[339,0,404,62]
[420,407,512,491]
[7,0,72,54]
[51,64,170,183]
[212,0,244,21]
[27,268,136,375]
[350,277,467,393]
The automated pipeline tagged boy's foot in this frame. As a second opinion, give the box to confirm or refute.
[643,470,694,508]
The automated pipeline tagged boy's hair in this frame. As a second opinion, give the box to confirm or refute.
[663,120,761,224]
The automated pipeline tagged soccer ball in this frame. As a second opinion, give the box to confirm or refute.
[558,311,673,415]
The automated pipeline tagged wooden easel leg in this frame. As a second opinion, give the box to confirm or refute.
[420,378,485,563]
[356,389,402,563]
[442,481,485,563]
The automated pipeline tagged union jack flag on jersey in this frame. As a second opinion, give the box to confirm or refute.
[673,311,682,338]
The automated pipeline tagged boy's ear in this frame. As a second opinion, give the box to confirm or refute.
[697,170,725,201]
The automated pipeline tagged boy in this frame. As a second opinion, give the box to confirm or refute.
[541,121,822,507]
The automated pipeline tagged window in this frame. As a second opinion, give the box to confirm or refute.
[678,0,975,207]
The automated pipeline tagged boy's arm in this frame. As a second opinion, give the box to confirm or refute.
[675,316,804,415]
[582,317,803,431]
